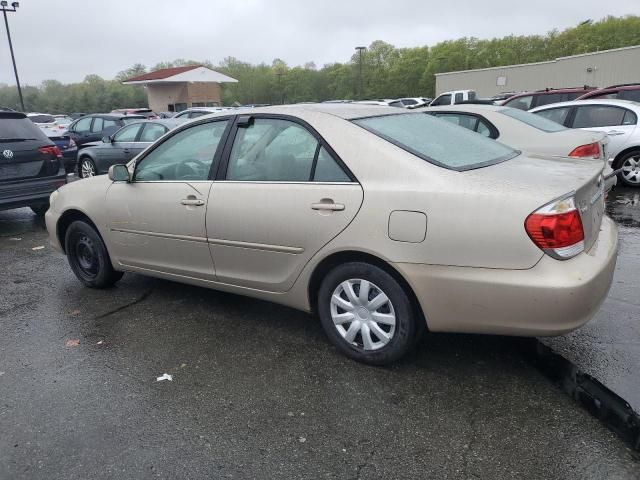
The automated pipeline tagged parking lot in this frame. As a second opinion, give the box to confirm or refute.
[1,188,638,479]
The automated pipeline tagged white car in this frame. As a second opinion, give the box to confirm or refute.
[530,99,640,187]
[429,90,476,106]
[387,98,431,108]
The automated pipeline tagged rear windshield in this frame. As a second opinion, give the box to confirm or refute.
[498,108,567,132]
[0,115,49,141]
[28,114,55,123]
[353,113,517,171]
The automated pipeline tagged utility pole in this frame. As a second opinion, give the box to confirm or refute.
[1,1,24,112]
[276,71,284,105]
[355,46,366,100]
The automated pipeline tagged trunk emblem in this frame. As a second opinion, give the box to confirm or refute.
[2,149,13,159]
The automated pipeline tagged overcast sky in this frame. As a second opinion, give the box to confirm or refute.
[0,0,637,85]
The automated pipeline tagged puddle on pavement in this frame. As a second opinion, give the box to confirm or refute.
[607,187,640,229]
[0,208,46,238]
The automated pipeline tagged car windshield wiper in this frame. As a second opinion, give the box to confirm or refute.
[0,137,37,141]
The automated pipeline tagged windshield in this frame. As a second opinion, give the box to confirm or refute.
[0,116,49,141]
[353,113,518,171]
[498,107,567,132]
[28,114,55,124]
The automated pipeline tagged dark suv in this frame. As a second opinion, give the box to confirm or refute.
[0,111,66,216]
[502,86,596,111]
[576,83,640,102]
[65,113,145,149]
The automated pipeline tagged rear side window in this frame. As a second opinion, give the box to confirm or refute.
[533,107,571,126]
[534,93,564,107]
[499,108,567,132]
[623,110,638,126]
[454,93,464,104]
[620,90,640,102]
[504,95,533,111]
[91,118,104,133]
[313,147,351,182]
[0,115,49,141]
[572,106,626,128]
[353,113,517,171]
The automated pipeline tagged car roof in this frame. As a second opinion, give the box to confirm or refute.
[530,99,640,111]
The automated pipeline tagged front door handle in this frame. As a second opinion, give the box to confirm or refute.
[181,198,205,206]
[311,201,345,211]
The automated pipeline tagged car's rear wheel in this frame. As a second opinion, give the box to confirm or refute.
[79,157,97,179]
[617,150,640,187]
[64,220,123,288]
[317,262,420,365]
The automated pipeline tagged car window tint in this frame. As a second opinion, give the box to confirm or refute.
[354,113,516,170]
[622,110,638,126]
[135,120,228,181]
[91,117,104,133]
[113,124,142,142]
[476,120,492,137]
[589,92,617,100]
[139,123,167,142]
[534,93,564,107]
[173,111,188,119]
[75,117,92,131]
[431,94,451,106]
[454,93,464,104]
[532,107,571,126]
[403,99,417,105]
[500,108,567,132]
[573,106,626,128]
[435,113,477,131]
[388,101,403,108]
[226,119,318,182]
[28,114,55,123]
[504,95,533,111]
[313,147,350,182]
[122,117,145,125]
[620,90,640,102]
[103,119,118,129]
[190,111,207,119]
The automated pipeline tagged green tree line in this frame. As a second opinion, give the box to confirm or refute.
[1,15,638,113]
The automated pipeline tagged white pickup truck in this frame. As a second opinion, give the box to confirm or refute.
[430,90,477,106]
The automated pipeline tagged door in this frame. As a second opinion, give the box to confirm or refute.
[105,119,230,279]
[207,116,364,292]
[97,123,143,170]
[70,116,93,147]
[570,105,638,158]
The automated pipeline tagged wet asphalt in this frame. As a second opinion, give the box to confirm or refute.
[1,195,639,479]
[542,186,640,413]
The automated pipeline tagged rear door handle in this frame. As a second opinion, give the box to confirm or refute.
[311,202,345,211]
[607,130,625,136]
[181,198,205,206]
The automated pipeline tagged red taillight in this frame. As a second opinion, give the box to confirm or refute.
[568,142,600,159]
[525,196,585,260]
[39,145,62,158]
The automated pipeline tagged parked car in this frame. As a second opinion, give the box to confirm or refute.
[172,107,228,120]
[576,83,640,102]
[76,119,181,178]
[530,99,640,187]
[111,108,158,119]
[41,128,78,173]
[27,113,57,127]
[429,90,476,106]
[1,111,66,215]
[45,105,617,365]
[502,86,596,111]
[65,113,145,149]
[69,113,86,120]
[387,98,432,108]
[53,115,73,129]
[425,104,616,190]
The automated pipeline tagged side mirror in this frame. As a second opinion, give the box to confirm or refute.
[102,135,112,143]
[108,164,131,182]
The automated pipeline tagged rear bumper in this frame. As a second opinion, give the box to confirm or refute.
[0,172,66,211]
[394,216,618,336]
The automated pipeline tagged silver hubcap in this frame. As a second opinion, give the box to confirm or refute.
[621,156,640,184]
[330,279,396,351]
[81,160,95,178]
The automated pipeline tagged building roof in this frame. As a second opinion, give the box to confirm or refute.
[123,65,238,85]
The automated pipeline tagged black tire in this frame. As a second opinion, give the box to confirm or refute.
[30,204,49,216]
[317,262,420,365]
[78,156,97,179]
[615,149,640,187]
[64,220,123,288]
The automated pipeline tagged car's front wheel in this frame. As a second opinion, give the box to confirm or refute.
[79,157,97,179]
[617,149,640,187]
[64,220,123,288]
[317,262,420,365]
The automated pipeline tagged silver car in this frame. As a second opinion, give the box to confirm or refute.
[531,99,640,187]
[45,105,618,365]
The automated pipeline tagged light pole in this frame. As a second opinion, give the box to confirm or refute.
[1,1,24,112]
[276,71,284,105]
[355,46,365,100]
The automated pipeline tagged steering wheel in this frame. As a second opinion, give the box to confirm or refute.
[175,159,207,180]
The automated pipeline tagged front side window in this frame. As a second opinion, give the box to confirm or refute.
[531,107,571,127]
[354,113,517,171]
[572,106,626,128]
[226,119,318,182]
[113,124,142,142]
[139,123,167,142]
[135,120,228,181]
[431,94,451,106]
[500,108,567,132]
[620,90,640,102]
[74,117,92,132]
[454,93,464,104]
[504,95,533,111]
